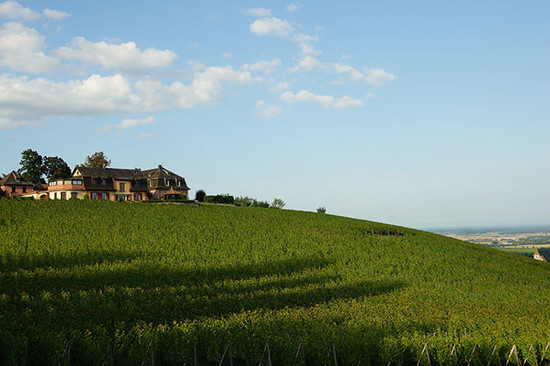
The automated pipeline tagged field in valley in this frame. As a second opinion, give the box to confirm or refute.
[1,200,550,365]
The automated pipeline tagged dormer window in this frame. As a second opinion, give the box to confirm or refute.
[102,179,106,186]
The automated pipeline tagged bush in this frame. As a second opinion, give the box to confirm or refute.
[317,207,326,214]
[195,190,206,202]
[204,194,234,204]
[271,198,285,209]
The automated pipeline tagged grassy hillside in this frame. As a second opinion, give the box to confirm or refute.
[0,200,549,365]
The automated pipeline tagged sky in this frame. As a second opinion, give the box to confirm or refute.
[0,1,549,229]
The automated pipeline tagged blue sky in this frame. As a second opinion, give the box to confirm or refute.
[0,1,549,228]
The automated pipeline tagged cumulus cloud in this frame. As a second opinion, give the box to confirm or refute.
[43,8,70,20]
[289,56,398,86]
[268,81,292,93]
[241,58,281,74]
[286,3,302,12]
[241,8,272,17]
[249,17,294,37]
[289,55,323,72]
[363,68,398,86]
[53,37,178,73]
[0,1,39,21]
[281,90,363,109]
[0,66,262,129]
[255,100,281,118]
[103,116,155,131]
[0,22,58,73]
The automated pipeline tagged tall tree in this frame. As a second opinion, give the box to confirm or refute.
[43,156,71,181]
[18,149,44,183]
[83,152,111,168]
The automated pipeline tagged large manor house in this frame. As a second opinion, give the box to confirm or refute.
[0,165,189,201]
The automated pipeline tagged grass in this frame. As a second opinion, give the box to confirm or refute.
[0,200,549,365]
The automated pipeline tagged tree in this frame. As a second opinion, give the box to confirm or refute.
[18,149,44,183]
[43,156,71,181]
[195,189,206,202]
[271,198,285,209]
[317,207,327,214]
[83,152,111,168]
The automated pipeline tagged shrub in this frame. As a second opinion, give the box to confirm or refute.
[317,207,326,214]
[195,190,206,202]
[271,198,285,209]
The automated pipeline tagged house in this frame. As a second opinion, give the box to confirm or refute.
[533,248,547,262]
[0,171,35,197]
[46,165,189,201]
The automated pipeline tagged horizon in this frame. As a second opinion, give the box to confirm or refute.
[0,1,549,229]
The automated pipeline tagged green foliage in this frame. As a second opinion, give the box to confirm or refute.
[271,198,285,209]
[317,207,326,214]
[204,194,234,204]
[195,189,206,202]
[18,148,44,183]
[43,156,71,181]
[83,152,111,168]
[0,200,549,365]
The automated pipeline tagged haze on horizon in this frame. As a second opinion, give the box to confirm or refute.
[0,0,548,229]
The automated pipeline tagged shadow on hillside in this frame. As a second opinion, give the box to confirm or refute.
[2,255,406,326]
[0,249,141,272]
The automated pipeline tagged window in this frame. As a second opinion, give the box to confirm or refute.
[72,180,82,185]
[22,187,26,193]
[61,192,66,200]
[134,193,141,201]
[119,182,126,191]
[71,192,77,199]
[102,192,108,200]
[11,187,15,193]
[101,179,106,186]
[91,192,97,200]
[54,192,57,199]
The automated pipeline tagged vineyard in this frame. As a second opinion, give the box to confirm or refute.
[0,200,549,365]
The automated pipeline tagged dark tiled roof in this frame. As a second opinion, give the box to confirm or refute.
[142,165,190,190]
[75,167,145,180]
[73,165,189,191]
[0,171,34,186]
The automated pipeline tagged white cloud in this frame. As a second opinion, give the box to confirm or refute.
[0,1,39,21]
[249,17,294,37]
[332,95,364,109]
[43,8,70,20]
[363,68,398,86]
[255,100,281,118]
[53,37,178,73]
[241,58,281,74]
[333,63,364,82]
[241,8,272,17]
[365,92,378,99]
[286,3,302,12]
[289,56,398,86]
[268,81,291,93]
[281,90,363,109]
[289,56,323,72]
[0,22,58,73]
[0,66,262,129]
[103,116,155,131]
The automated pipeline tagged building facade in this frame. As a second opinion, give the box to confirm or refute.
[47,165,189,201]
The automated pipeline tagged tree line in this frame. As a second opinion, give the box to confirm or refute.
[12,150,111,184]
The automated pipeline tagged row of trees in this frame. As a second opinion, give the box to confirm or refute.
[194,190,286,209]
[16,150,111,184]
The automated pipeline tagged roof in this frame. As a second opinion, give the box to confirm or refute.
[0,171,34,186]
[74,166,145,180]
[142,165,190,190]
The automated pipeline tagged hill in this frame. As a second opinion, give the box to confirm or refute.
[1,200,549,365]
